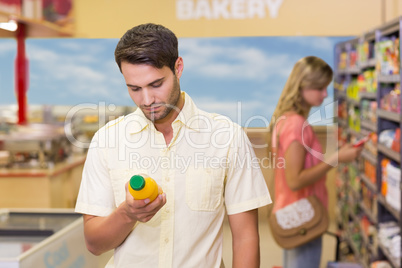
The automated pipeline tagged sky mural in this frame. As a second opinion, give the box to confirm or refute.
[0,36,352,127]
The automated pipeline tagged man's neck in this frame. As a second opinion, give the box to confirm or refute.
[154,93,185,144]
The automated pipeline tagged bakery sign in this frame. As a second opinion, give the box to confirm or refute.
[176,0,284,20]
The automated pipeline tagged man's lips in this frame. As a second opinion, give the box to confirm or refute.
[143,105,162,112]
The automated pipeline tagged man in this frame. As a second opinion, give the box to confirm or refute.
[75,23,271,268]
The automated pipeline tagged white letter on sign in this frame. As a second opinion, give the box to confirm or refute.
[266,0,283,18]
[212,0,230,19]
[231,0,246,19]
[176,0,194,20]
[248,0,265,19]
[194,0,212,19]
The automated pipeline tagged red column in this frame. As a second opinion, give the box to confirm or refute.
[15,22,29,125]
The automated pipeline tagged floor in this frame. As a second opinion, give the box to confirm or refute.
[222,215,338,268]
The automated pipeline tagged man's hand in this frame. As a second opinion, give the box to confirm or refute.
[123,182,167,223]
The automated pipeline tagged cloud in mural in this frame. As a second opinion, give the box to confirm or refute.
[0,36,350,126]
[179,38,293,81]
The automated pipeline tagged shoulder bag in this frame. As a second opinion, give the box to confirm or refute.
[268,120,329,249]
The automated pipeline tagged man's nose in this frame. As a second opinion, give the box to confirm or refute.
[142,89,154,106]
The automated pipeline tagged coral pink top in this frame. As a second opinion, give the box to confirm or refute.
[272,113,328,213]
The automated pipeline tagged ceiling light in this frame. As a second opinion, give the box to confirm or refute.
[0,20,17,31]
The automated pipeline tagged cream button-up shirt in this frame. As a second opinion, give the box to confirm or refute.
[75,92,271,268]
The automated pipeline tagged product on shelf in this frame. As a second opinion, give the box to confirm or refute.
[370,260,392,268]
[380,83,401,113]
[380,159,390,197]
[42,0,73,27]
[338,100,348,120]
[358,41,370,63]
[360,215,377,247]
[349,50,358,68]
[384,162,401,211]
[338,127,348,146]
[378,128,400,153]
[0,0,21,15]
[376,38,400,75]
[363,160,376,185]
[361,100,377,124]
[339,52,348,70]
[357,41,375,64]
[378,221,400,261]
[347,79,359,99]
[357,70,377,93]
[380,158,401,212]
[348,107,360,132]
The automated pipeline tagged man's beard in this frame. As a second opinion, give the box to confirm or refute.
[144,79,181,122]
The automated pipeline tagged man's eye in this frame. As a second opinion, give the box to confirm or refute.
[152,82,162,88]
[130,87,140,92]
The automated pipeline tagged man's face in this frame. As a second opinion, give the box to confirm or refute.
[121,59,182,122]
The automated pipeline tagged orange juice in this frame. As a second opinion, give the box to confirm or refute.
[128,174,162,202]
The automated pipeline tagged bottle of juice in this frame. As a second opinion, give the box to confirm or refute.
[128,174,162,202]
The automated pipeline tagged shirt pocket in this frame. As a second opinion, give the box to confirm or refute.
[185,166,225,211]
[109,168,161,227]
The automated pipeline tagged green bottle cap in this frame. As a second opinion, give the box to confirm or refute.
[130,175,145,190]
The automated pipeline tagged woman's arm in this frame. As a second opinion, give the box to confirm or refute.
[284,141,362,191]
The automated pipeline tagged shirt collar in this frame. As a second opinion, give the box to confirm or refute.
[127,91,201,134]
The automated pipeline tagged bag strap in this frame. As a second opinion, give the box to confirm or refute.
[272,116,318,198]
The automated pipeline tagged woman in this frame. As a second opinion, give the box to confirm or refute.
[268,56,362,268]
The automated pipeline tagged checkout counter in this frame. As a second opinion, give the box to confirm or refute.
[0,123,85,208]
[0,209,112,268]
[0,105,135,267]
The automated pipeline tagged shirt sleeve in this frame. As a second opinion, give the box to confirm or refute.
[75,131,116,217]
[278,114,313,153]
[224,126,272,215]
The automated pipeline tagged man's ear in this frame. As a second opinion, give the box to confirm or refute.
[175,57,184,78]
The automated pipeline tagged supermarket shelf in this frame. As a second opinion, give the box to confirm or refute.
[337,118,348,128]
[347,98,360,107]
[359,58,376,69]
[378,241,400,268]
[348,129,365,140]
[337,67,360,75]
[377,74,401,83]
[360,230,377,257]
[377,143,401,163]
[359,201,378,225]
[361,149,377,165]
[360,120,377,132]
[359,92,377,100]
[377,109,401,122]
[335,89,347,98]
[344,233,369,268]
[0,11,73,38]
[360,173,377,192]
[334,18,402,267]
[377,195,401,222]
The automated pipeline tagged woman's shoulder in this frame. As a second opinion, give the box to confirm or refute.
[282,112,305,121]
[279,112,306,130]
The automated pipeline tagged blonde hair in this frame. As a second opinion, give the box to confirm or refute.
[268,56,333,151]
[268,56,333,147]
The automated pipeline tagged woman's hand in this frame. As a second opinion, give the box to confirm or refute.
[338,143,363,163]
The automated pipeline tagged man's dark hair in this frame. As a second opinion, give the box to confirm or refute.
[114,23,179,73]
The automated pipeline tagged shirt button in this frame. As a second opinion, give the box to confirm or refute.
[165,238,169,243]
[165,208,170,213]
[165,177,170,182]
